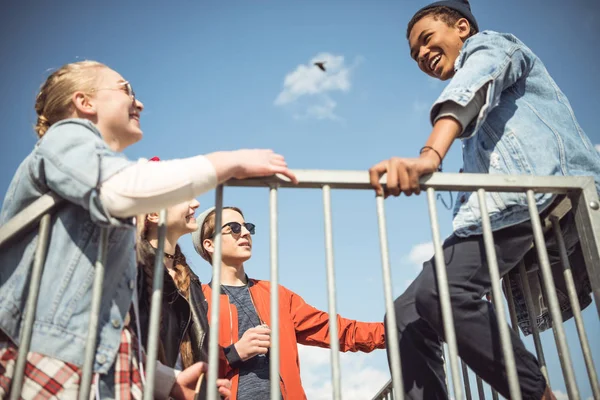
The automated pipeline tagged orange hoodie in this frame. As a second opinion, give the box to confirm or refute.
[202,279,385,400]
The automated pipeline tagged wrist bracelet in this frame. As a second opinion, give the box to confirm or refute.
[419,146,443,172]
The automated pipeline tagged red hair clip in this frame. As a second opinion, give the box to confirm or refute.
[149,156,160,162]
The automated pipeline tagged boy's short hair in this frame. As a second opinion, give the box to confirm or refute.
[406,4,479,39]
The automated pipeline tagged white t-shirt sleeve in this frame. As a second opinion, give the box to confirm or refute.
[99,155,217,218]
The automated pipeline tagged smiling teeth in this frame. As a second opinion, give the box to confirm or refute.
[430,55,441,71]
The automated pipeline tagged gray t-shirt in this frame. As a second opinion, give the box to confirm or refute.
[223,284,272,400]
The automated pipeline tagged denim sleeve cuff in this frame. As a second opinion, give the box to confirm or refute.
[223,344,243,369]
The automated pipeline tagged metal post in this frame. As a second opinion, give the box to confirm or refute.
[322,185,341,400]
[526,190,579,399]
[143,209,168,400]
[503,277,520,336]
[79,228,109,400]
[376,196,404,399]
[10,214,52,400]
[570,181,600,319]
[477,189,521,400]
[551,217,600,399]
[426,188,462,400]
[517,261,550,386]
[476,375,486,400]
[461,360,473,400]
[207,186,224,400]
[269,186,281,400]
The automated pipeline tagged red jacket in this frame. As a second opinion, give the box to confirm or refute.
[202,279,385,399]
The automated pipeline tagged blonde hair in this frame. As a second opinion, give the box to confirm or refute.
[34,61,106,138]
[198,206,245,263]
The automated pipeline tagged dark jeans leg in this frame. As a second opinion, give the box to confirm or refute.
[386,221,548,400]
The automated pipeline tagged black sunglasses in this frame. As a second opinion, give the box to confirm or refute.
[217,222,256,236]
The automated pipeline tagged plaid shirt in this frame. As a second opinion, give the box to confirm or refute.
[0,327,143,399]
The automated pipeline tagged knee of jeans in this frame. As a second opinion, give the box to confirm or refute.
[414,264,440,324]
[385,293,414,331]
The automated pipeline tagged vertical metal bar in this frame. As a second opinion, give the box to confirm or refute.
[526,190,579,399]
[143,209,168,400]
[79,228,109,400]
[461,360,473,400]
[375,196,404,399]
[491,388,499,400]
[426,188,462,400]
[502,278,520,337]
[442,344,449,392]
[9,214,52,400]
[207,186,224,400]
[571,180,600,318]
[476,376,486,400]
[477,189,521,400]
[322,185,341,400]
[551,217,600,398]
[517,261,550,386]
[269,186,281,400]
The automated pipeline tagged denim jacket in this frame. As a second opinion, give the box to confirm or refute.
[0,119,136,374]
[430,31,600,237]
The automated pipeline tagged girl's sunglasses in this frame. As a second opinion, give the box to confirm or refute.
[219,222,256,236]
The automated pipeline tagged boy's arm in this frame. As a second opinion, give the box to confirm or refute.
[289,290,385,352]
[431,32,534,140]
[369,117,461,197]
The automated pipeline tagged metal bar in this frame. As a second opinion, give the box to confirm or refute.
[461,360,473,400]
[426,188,462,400]
[269,186,281,400]
[570,181,600,318]
[143,209,168,400]
[551,217,600,399]
[0,193,63,249]
[375,196,404,399]
[371,380,393,400]
[79,228,109,400]
[517,261,550,386]
[491,388,499,400]
[526,190,579,399]
[9,214,52,400]
[476,376,486,400]
[224,170,589,193]
[322,185,341,400]
[207,186,224,400]
[477,189,521,400]
[503,277,520,336]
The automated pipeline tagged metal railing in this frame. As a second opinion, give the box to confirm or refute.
[2,170,599,400]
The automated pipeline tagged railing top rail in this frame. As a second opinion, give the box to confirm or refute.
[370,379,393,399]
[225,170,594,193]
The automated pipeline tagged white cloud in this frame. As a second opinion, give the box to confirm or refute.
[407,241,434,270]
[298,345,389,400]
[553,390,568,400]
[595,144,600,152]
[275,52,358,120]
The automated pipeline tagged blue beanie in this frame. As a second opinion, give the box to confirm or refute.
[412,0,479,32]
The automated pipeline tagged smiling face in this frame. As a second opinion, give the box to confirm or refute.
[89,68,145,149]
[166,198,201,236]
[408,15,471,81]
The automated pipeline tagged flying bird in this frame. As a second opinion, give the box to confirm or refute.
[314,61,326,72]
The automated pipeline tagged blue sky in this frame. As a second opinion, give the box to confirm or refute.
[1,1,599,398]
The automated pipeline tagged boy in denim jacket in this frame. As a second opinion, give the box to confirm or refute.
[369,1,600,399]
